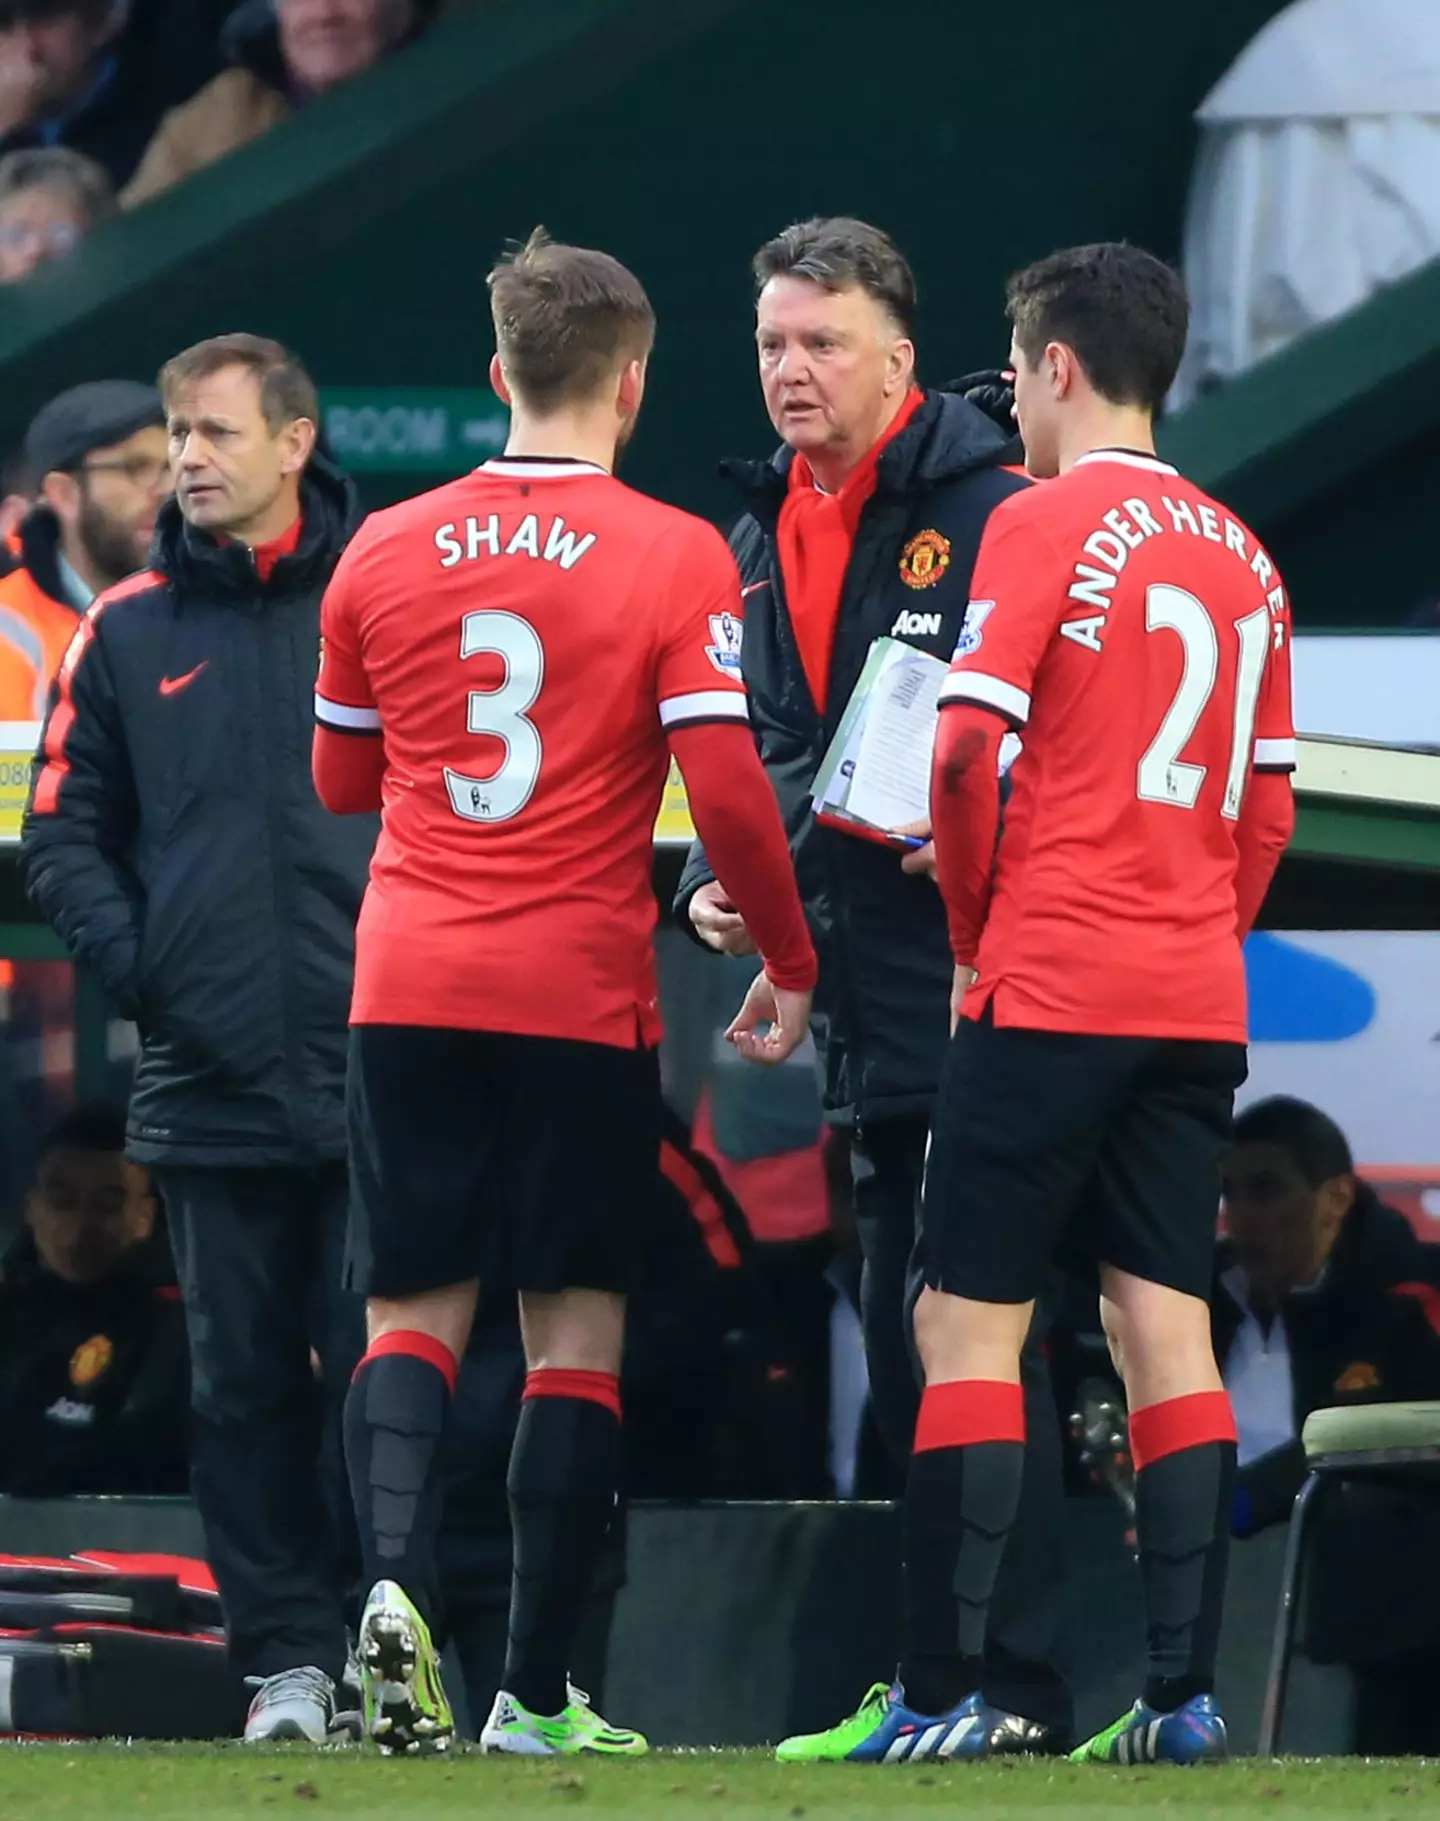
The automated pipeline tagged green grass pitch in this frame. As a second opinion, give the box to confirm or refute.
[2,1746,1438,1820]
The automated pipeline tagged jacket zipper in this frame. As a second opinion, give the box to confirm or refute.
[820,492,911,1129]
[756,503,874,1127]
[250,549,307,1157]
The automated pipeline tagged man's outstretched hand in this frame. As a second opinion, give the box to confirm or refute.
[726,972,813,1066]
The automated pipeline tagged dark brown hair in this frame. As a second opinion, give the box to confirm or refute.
[1006,242,1189,414]
[158,333,318,432]
[488,227,655,414]
[1232,1096,1354,1188]
[753,217,916,339]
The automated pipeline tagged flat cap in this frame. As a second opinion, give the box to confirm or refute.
[24,379,165,477]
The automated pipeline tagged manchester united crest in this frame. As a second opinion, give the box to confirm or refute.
[69,1333,114,1390]
[899,529,951,590]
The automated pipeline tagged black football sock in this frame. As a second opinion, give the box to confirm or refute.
[503,1370,622,1719]
[1129,1390,1238,1713]
[898,1380,1026,1717]
[344,1331,457,1635]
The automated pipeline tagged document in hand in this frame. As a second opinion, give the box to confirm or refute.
[811,637,948,847]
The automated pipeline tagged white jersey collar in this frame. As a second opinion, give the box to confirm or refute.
[479,458,610,479]
[1073,448,1178,476]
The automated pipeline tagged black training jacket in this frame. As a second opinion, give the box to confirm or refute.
[676,390,1028,1128]
[0,1226,190,1498]
[1214,1188,1440,1536]
[20,453,376,1167]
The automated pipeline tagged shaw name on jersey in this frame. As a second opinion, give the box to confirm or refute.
[315,456,752,1048]
[434,511,598,572]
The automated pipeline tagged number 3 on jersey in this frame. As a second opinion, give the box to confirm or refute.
[444,610,545,823]
[1137,584,1271,820]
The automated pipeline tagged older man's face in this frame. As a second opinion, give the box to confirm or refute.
[167,362,310,542]
[755,276,910,469]
[276,0,414,94]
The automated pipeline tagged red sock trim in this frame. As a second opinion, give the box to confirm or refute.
[523,1368,621,1420]
[913,1379,1025,1454]
[357,1330,459,1394]
[1129,1390,1237,1472]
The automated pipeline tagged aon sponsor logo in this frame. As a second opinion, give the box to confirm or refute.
[891,610,942,638]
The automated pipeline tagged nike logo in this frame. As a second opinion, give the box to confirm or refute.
[740,580,770,598]
[159,662,208,697]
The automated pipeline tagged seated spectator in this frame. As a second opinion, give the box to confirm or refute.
[0,1,226,191]
[1218,1095,1440,1514]
[0,1101,189,1496]
[121,0,443,210]
[0,378,165,719]
[0,143,112,280]
[1219,1094,1440,1753]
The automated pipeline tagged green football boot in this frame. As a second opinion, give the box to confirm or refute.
[480,1683,648,1756]
[357,1580,454,1756]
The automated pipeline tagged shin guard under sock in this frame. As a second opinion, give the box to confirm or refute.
[502,1369,622,1719]
[1130,1389,1238,1712]
[345,1331,457,1633]
[899,1379,1026,1716]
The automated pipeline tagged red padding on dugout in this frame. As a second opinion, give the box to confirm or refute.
[913,1379,1025,1453]
[523,1368,622,1420]
[1129,1389,1237,1471]
[1391,1281,1440,1337]
[357,1329,458,1394]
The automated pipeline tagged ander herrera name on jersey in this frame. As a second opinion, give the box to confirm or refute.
[433,512,597,571]
[1061,491,1287,653]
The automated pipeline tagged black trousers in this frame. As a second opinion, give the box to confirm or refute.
[850,1116,1073,1736]
[157,1162,365,1686]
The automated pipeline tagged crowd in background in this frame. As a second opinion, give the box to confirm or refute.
[0,0,449,284]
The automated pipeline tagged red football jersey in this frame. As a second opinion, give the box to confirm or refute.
[316,456,750,1046]
[939,449,1295,1042]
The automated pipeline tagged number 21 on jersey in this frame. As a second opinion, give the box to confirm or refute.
[443,609,545,823]
[1137,583,1273,820]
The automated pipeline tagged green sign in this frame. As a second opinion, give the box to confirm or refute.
[320,388,508,473]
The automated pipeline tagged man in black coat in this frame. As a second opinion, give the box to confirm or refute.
[21,332,374,1743]
[676,217,1070,1750]
[1219,1095,1440,1524]
[0,1099,188,1497]
[1218,1094,1440,1752]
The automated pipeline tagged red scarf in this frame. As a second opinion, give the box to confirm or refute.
[775,387,923,710]
[251,514,303,583]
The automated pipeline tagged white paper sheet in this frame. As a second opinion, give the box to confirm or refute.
[844,648,947,830]
[812,639,948,834]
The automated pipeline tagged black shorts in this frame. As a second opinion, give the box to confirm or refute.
[345,1025,662,1301]
[921,1011,1247,1305]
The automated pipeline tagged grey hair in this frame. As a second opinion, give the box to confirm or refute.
[0,147,117,228]
[753,216,916,338]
